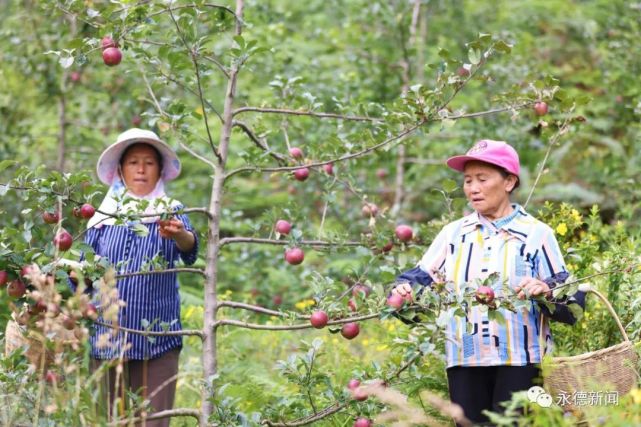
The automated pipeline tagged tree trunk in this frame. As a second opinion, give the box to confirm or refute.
[200,2,244,425]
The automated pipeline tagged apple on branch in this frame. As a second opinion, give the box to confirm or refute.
[341,322,360,340]
[284,247,304,265]
[395,225,413,242]
[309,310,329,329]
[275,219,292,235]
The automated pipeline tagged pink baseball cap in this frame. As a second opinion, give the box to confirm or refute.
[446,139,520,177]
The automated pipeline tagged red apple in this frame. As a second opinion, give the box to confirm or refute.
[275,220,292,235]
[7,280,26,298]
[42,210,60,224]
[102,47,122,67]
[289,147,304,159]
[381,241,394,253]
[70,71,81,82]
[352,284,372,298]
[20,265,34,278]
[457,66,471,77]
[387,293,405,309]
[101,36,117,50]
[347,299,358,312]
[132,115,142,126]
[54,230,73,251]
[475,286,495,304]
[323,163,334,175]
[284,247,305,265]
[310,310,329,329]
[341,322,360,340]
[0,270,8,287]
[534,101,548,116]
[272,295,283,306]
[293,167,310,181]
[361,203,379,218]
[395,225,413,242]
[353,417,372,427]
[79,203,95,219]
[376,168,388,179]
[83,303,98,320]
[61,314,76,330]
[353,386,368,401]
[347,379,361,390]
[45,370,60,384]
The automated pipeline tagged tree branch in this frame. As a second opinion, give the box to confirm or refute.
[262,403,347,427]
[115,267,206,279]
[110,408,202,426]
[218,237,365,248]
[232,120,288,164]
[167,5,222,162]
[225,103,529,180]
[214,312,379,331]
[95,321,204,339]
[217,300,306,317]
[180,141,217,169]
[225,122,422,180]
[524,107,574,207]
[233,106,382,122]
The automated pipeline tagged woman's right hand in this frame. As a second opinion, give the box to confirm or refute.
[391,282,414,301]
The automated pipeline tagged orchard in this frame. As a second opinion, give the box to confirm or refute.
[1,1,641,427]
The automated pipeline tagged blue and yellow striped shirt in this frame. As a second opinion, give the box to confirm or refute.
[398,205,584,368]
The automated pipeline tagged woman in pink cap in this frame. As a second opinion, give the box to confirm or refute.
[76,128,198,426]
[391,140,585,425]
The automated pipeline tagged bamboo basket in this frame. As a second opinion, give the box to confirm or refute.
[542,289,639,409]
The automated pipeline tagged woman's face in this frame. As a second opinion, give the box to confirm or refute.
[463,161,516,218]
[120,144,161,196]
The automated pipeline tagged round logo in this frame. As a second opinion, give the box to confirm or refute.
[467,140,488,154]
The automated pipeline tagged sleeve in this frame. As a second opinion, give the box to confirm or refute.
[174,211,199,266]
[393,226,449,297]
[535,227,586,325]
[68,227,102,293]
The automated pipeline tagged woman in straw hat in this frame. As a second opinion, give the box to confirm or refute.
[78,128,198,426]
[391,139,585,425]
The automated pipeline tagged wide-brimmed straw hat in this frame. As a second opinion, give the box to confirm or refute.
[446,139,520,177]
[96,128,181,185]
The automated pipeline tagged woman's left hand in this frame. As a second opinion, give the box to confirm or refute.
[158,218,196,252]
[515,277,552,300]
[158,218,186,239]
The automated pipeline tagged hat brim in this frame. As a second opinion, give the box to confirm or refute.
[96,136,181,185]
[446,155,481,172]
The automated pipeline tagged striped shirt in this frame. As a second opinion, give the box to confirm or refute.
[398,204,583,368]
[82,208,198,360]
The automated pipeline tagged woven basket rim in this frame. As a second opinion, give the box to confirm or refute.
[547,341,636,363]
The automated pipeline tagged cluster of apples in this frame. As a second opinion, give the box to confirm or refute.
[0,264,97,331]
[42,203,96,252]
[288,147,334,182]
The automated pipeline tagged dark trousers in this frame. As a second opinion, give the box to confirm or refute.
[446,364,541,426]
[91,349,181,427]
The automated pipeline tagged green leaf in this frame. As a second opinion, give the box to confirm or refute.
[59,56,74,68]
[494,40,512,53]
[441,178,458,193]
[131,223,150,237]
[233,35,245,49]
[468,48,481,65]
[0,160,16,172]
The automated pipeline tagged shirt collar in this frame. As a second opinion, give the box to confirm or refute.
[459,204,531,242]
